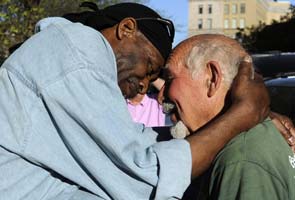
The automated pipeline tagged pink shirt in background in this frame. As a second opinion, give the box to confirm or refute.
[127,94,166,127]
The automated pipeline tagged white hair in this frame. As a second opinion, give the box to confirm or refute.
[185,37,245,87]
[170,120,191,139]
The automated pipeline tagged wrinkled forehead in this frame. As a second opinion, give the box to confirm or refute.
[164,60,188,78]
[164,45,188,73]
[164,58,181,75]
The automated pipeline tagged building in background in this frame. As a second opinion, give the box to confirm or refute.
[188,0,291,38]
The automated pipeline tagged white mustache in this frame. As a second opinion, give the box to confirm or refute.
[162,101,175,114]
[170,121,190,139]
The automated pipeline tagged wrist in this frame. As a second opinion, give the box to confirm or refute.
[229,101,260,132]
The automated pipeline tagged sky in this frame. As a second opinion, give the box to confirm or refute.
[146,0,189,47]
[145,0,295,47]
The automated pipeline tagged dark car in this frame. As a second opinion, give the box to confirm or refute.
[253,52,295,124]
[266,77,295,124]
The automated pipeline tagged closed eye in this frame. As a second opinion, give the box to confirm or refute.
[162,68,174,82]
[146,59,156,80]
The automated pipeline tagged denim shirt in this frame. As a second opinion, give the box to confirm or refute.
[0,20,191,200]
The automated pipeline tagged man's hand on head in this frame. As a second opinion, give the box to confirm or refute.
[230,56,270,131]
[270,111,295,153]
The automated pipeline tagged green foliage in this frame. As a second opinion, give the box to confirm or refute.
[0,0,45,59]
[0,0,148,61]
[236,5,295,53]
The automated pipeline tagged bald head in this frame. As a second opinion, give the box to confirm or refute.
[171,34,248,87]
[165,34,251,135]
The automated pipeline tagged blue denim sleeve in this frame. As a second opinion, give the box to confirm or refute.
[0,20,192,199]
[37,68,192,199]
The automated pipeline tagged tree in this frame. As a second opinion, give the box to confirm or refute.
[236,5,295,53]
[0,0,45,59]
[0,0,148,63]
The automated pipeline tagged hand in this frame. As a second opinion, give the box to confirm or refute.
[230,56,270,130]
[157,85,165,105]
[269,111,295,153]
[152,78,165,91]
[187,56,270,178]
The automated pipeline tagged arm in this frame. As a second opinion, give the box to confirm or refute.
[208,162,287,200]
[41,68,191,199]
[186,56,270,178]
[151,77,165,91]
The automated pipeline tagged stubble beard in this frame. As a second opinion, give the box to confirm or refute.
[170,120,191,139]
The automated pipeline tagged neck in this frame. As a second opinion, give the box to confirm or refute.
[129,94,145,105]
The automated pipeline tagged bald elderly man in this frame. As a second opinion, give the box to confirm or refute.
[163,34,295,200]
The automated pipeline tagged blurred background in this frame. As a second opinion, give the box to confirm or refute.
[1,0,294,61]
[1,0,295,122]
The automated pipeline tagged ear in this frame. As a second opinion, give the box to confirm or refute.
[138,78,150,95]
[206,61,222,97]
[117,17,137,40]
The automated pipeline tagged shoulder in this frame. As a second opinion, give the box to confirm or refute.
[209,120,295,199]
[4,19,116,88]
[52,20,115,65]
[33,18,115,67]
[215,119,289,167]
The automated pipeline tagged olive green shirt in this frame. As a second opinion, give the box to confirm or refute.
[202,118,295,200]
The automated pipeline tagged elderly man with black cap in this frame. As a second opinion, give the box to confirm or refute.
[0,2,288,200]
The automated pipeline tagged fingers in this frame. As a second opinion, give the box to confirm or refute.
[288,137,295,147]
[282,118,295,137]
[283,120,295,146]
[157,85,165,105]
[237,55,254,80]
[253,72,264,82]
[289,130,295,146]
[288,131,295,153]
[230,55,270,128]
[270,111,295,147]
[272,118,292,143]
[278,115,295,146]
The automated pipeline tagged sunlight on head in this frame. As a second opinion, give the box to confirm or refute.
[185,36,248,88]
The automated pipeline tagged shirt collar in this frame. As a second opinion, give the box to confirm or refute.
[126,94,148,106]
